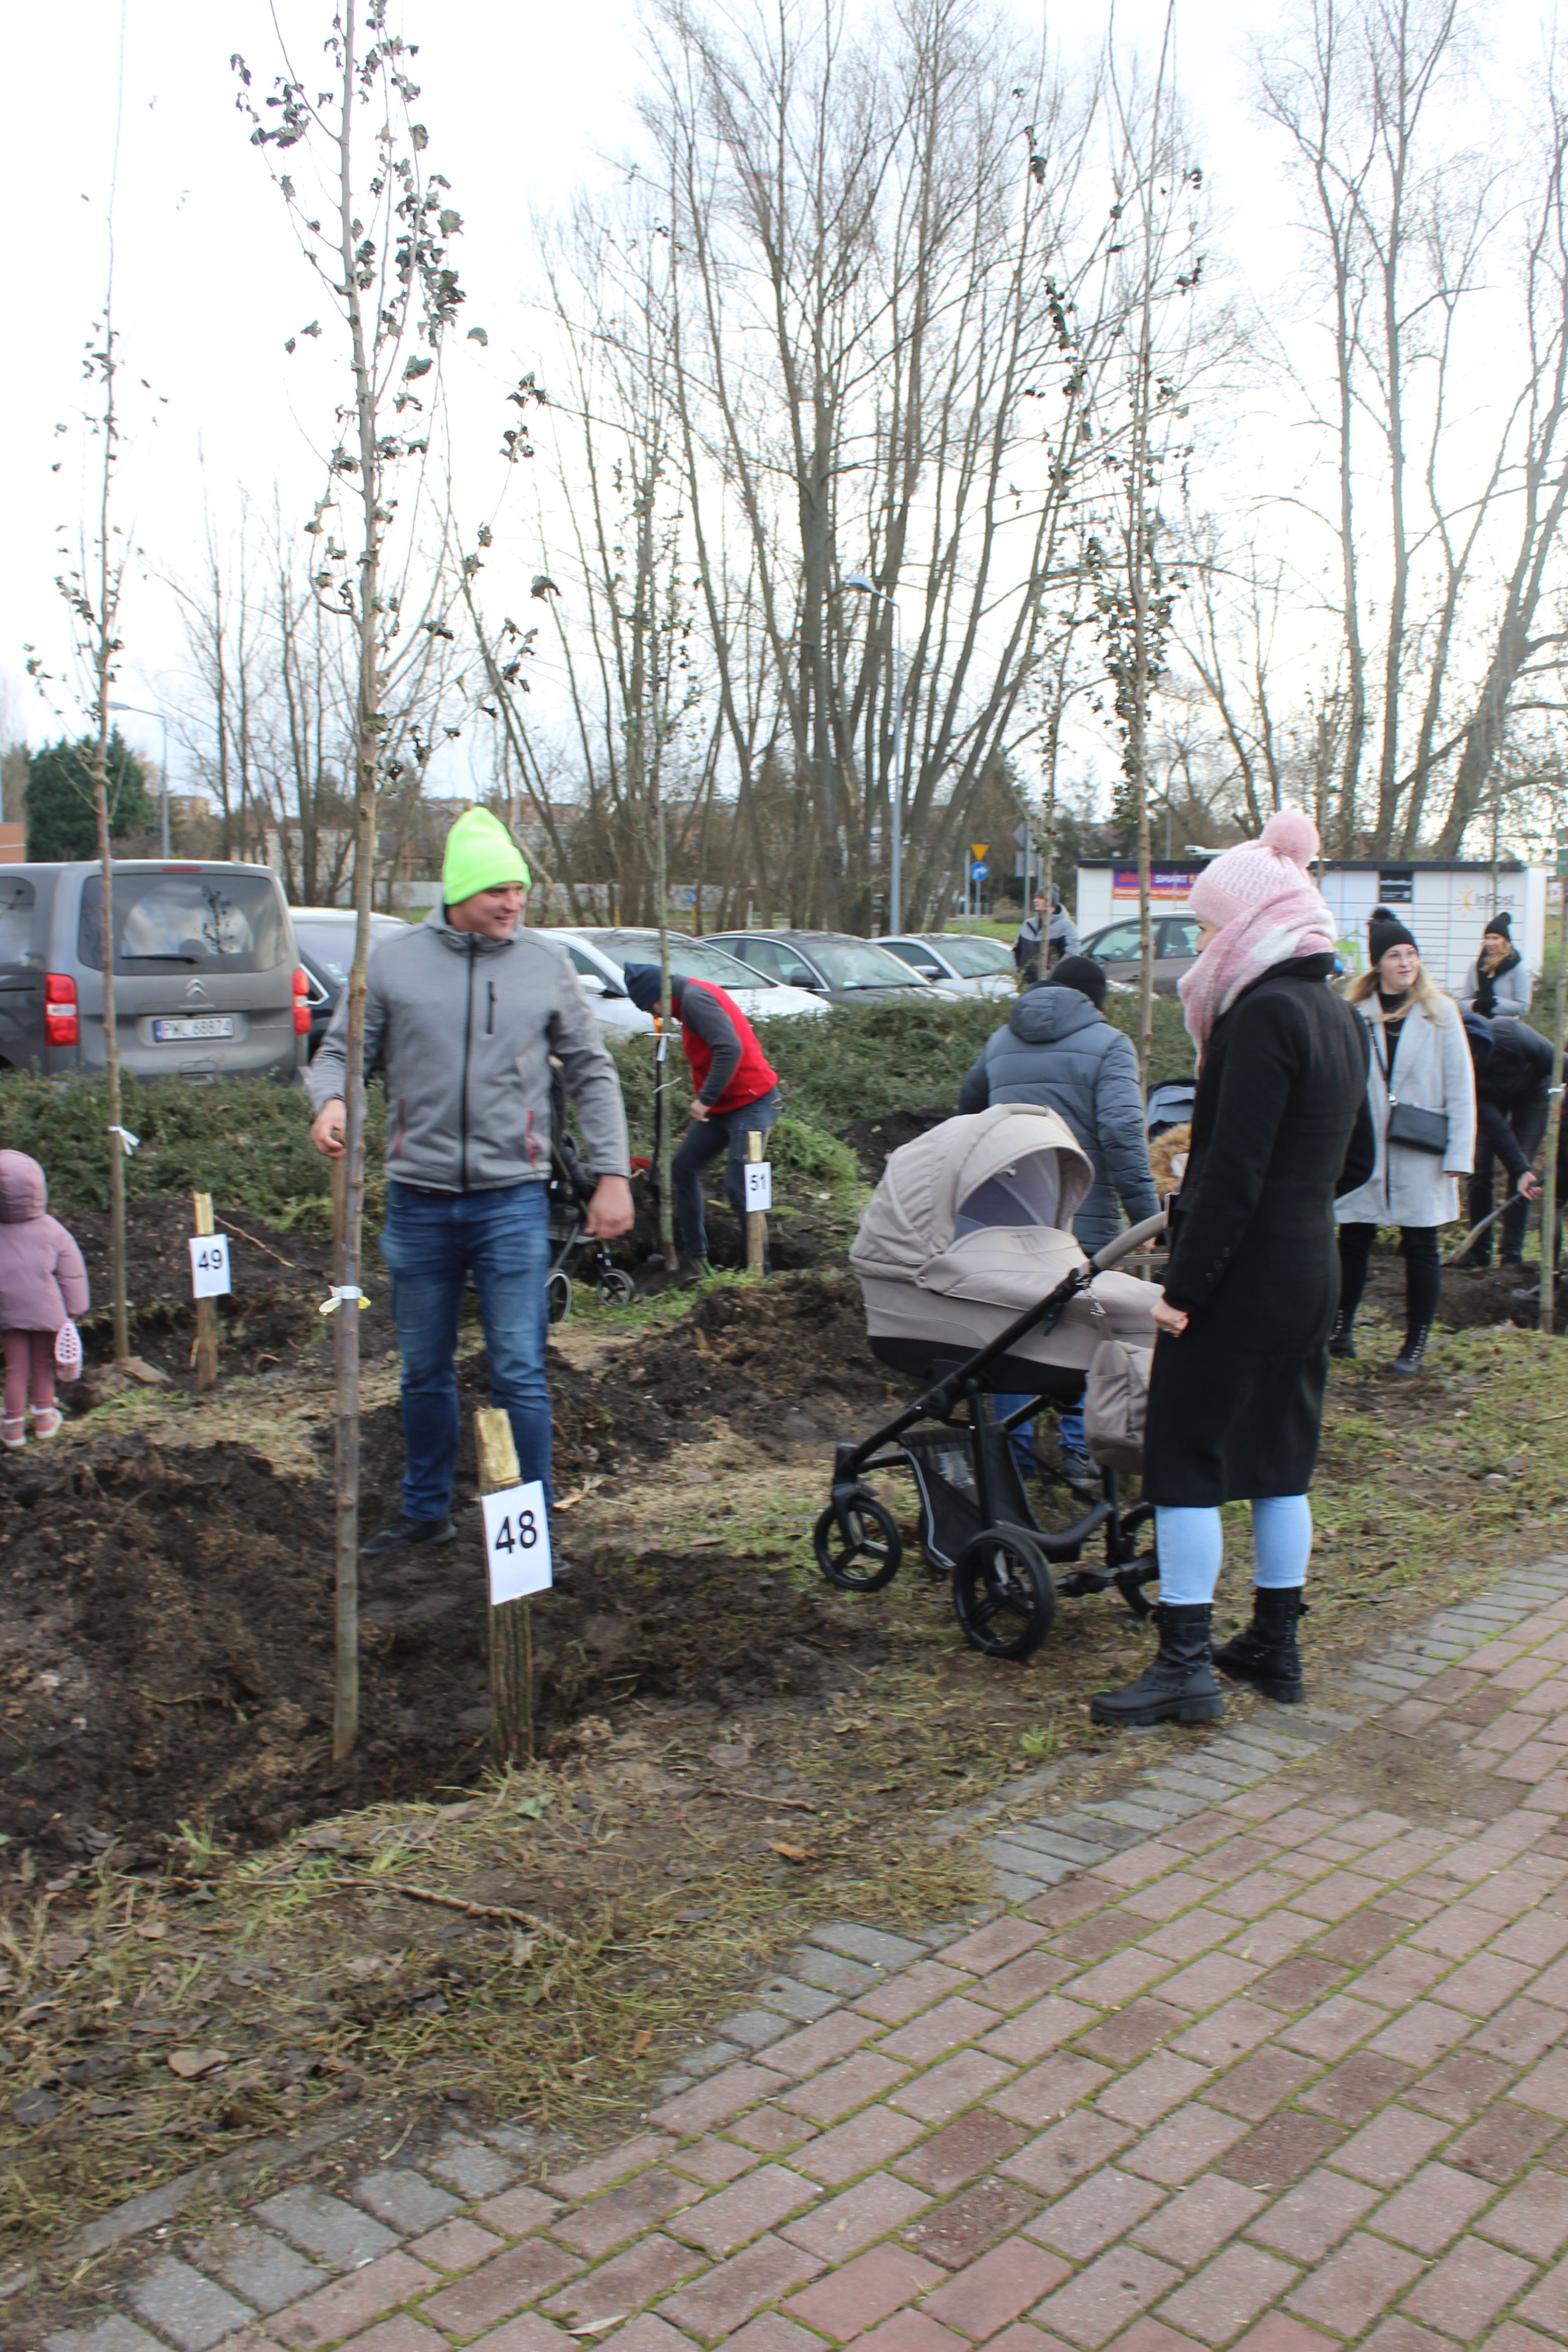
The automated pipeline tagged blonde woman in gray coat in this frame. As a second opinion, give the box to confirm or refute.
[1333,906,1475,1377]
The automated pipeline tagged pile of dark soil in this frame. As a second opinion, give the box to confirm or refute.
[0,1434,882,1874]
[841,1105,952,1182]
[68,1200,398,1385]
[1356,1244,1546,1337]
[597,1269,908,1448]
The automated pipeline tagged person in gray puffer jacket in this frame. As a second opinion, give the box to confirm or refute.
[958,955,1160,1250]
[958,954,1160,1490]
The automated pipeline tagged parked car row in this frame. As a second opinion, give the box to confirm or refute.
[0,861,1036,1082]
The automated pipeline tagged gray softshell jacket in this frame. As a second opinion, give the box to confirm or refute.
[957,985,1159,1250]
[309,909,630,1193]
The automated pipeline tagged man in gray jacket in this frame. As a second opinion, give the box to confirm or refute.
[310,808,632,1556]
[959,954,1159,1486]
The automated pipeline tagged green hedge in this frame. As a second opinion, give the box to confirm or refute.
[0,1073,375,1222]
[0,990,1196,1222]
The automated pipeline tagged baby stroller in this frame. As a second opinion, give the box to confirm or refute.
[547,1079,636,1322]
[816,1103,1165,1660]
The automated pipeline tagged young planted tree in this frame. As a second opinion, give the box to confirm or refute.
[235,0,475,1757]
[34,293,165,1382]
[1088,17,1211,1079]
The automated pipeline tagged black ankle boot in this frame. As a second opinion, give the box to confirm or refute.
[1328,1308,1356,1359]
[1212,1587,1307,1704]
[1389,1323,1431,1377]
[1090,1603,1225,1728]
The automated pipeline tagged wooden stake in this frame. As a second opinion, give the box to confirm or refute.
[192,1191,220,1392]
[475,1406,532,1764]
[746,1127,768,1276]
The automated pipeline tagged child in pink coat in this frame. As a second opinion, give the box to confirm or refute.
[0,1150,89,1446]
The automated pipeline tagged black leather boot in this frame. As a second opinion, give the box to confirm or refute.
[1328,1308,1356,1359]
[1090,1603,1225,1728]
[1212,1587,1307,1704]
[1389,1323,1431,1377]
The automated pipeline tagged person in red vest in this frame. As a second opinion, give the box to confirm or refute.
[622,963,780,1272]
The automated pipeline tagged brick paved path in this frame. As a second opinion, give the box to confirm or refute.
[42,1554,1568,2352]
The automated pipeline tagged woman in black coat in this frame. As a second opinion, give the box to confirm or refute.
[1093,810,1373,1729]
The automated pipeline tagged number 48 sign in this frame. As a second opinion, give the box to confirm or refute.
[482,1481,554,1603]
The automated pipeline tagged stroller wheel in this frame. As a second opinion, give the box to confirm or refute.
[953,1525,1056,1661]
[547,1271,573,1324]
[813,1488,902,1592]
[597,1269,636,1307]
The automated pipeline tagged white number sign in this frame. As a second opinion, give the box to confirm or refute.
[482,1480,554,1604]
[188,1235,232,1299]
[744,1161,773,1213]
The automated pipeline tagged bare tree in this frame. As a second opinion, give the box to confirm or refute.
[643,0,1138,928]
[1257,0,1568,853]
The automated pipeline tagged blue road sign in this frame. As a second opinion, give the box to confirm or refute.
[970,861,988,881]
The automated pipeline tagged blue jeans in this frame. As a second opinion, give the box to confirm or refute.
[993,1392,1086,1478]
[378,1180,552,1524]
[671,1086,782,1259]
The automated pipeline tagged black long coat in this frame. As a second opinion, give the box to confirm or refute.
[1143,954,1373,1507]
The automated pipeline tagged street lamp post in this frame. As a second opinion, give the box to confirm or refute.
[107,702,171,857]
[845,573,904,936]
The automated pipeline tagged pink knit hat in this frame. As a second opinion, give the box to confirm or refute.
[1188,808,1324,929]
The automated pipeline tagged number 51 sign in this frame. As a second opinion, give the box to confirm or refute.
[481,1481,554,1603]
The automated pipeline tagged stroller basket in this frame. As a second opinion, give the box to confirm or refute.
[904,1419,1032,1572]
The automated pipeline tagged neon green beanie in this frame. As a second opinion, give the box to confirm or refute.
[442,807,531,906]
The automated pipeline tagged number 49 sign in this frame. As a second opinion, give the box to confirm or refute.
[188,1235,232,1299]
[481,1481,553,1604]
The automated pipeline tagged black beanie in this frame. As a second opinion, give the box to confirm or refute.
[622,961,681,1013]
[1368,905,1418,964]
[1046,953,1109,1011]
[1484,910,1513,938]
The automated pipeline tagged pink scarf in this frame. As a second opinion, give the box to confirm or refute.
[1178,900,1335,1058]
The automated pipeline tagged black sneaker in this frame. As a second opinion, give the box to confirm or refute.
[361,1513,456,1558]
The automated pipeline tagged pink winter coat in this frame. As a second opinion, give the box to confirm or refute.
[0,1152,90,1333]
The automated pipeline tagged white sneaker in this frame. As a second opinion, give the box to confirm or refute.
[1,1416,25,1450]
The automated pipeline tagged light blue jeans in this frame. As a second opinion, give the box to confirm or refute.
[1156,1495,1313,1606]
[379,1179,552,1523]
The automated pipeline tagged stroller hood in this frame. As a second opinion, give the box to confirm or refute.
[851,1103,1093,1291]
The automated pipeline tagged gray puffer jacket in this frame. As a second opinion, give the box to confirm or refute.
[957,985,1160,1250]
[309,909,630,1193]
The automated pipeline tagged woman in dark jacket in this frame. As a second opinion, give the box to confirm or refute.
[1093,809,1374,1729]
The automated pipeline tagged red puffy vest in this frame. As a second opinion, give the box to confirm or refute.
[678,980,778,1113]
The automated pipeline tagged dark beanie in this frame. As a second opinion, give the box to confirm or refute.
[621,961,680,1013]
[1046,953,1109,1011]
[1484,910,1513,937]
[1368,905,1418,964]
[1463,1009,1494,1071]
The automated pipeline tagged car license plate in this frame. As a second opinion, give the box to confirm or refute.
[152,1016,236,1041]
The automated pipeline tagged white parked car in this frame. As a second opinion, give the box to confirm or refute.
[875,932,1018,1000]
[539,926,828,1034]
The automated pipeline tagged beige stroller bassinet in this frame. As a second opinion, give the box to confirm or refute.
[816,1104,1165,1659]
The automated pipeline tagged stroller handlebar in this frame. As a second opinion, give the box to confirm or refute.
[1089,1206,1169,1274]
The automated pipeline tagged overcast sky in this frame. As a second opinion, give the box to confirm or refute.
[0,0,1539,801]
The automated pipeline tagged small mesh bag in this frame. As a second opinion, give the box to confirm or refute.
[54,1320,83,1381]
[902,1412,1033,1570]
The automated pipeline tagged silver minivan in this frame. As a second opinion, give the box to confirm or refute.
[0,862,307,1083]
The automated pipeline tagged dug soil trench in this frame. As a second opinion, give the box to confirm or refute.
[7,1252,1568,2278]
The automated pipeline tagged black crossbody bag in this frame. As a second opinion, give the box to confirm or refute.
[1377,1020,1448,1155]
